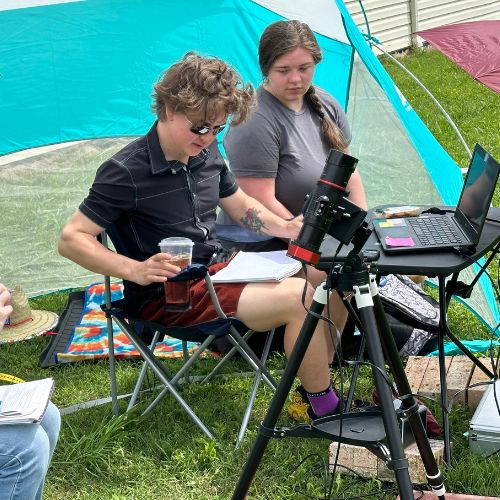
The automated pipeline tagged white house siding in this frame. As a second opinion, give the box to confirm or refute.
[344,0,500,52]
[418,0,500,30]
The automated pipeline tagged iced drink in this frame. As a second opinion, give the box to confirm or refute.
[158,237,194,312]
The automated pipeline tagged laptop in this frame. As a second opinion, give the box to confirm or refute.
[373,143,500,254]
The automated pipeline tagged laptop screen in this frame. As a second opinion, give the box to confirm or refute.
[456,144,500,244]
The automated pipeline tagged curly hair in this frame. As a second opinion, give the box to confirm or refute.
[259,20,347,152]
[152,52,255,126]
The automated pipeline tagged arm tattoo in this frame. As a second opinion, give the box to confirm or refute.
[240,208,269,235]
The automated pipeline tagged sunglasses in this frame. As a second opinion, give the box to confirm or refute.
[186,116,227,136]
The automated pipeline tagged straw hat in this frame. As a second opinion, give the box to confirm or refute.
[0,286,58,344]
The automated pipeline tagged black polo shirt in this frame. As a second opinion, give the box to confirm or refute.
[80,122,238,312]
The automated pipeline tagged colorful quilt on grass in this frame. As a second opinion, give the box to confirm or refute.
[57,283,200,362]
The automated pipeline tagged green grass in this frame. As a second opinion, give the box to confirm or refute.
[380,46,499,307]
[2,47,500,499]
[381,48,500,168]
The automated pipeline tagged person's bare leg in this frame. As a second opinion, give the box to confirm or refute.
[300,266,349,363]
[235,277,330,393]
[324,290,348,358]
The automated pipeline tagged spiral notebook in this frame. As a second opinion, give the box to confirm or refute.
[0,378,54,425]
[211,250,301,283]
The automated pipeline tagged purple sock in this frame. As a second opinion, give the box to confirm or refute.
[306,386,340,417]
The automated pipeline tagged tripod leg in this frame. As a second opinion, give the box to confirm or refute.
[342,298,366,411]
[353,282,415,500]
[370,276,446,499]
[232,285,328,500]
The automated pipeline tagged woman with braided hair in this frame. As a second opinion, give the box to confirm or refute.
[219,19,366,236]
[218,20,367,422]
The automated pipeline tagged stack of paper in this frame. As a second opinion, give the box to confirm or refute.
[211,250,302,283]
[0,378,54,425]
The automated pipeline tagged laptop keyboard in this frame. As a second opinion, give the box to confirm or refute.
[407,217,465,246]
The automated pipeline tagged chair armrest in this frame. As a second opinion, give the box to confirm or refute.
[215,223,273,243]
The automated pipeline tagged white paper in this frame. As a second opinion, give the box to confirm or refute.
[211,251,301,283]
[0,378,54,424]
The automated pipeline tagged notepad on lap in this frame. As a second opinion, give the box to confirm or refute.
[211,251,302,283]
[0,378,54,424]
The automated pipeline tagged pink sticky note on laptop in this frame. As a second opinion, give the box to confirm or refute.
[385,236,415,248]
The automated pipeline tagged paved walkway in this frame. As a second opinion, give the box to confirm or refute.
[398,493,499,499]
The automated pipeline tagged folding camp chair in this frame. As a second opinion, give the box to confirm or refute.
[100,232,278,444]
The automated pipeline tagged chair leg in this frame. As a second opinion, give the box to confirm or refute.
[235,329,275,450]
[106,314,120,416]
[144,335,215,414]
[104,274,120,416]
[227,327,278,389]
[171,336,215,386]
[127,330,161,411]
[204,275,277,387]
[202,330,255,383]
[112,315,214,439]
[182,339,191,385]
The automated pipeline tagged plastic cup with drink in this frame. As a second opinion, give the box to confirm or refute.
[158,237,194,312]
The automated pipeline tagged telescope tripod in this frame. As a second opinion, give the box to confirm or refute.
[233,250,446,500]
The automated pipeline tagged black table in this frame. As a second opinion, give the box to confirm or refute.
[319,207,500,276]
[318,206,500,465]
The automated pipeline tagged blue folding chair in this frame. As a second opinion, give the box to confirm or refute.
[100,231,277,445]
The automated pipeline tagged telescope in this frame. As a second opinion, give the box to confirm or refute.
[287,149,367,265]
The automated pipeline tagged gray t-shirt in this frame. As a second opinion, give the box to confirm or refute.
[219,85,351,222]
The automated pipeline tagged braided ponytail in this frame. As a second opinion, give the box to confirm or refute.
[305,87,347,152]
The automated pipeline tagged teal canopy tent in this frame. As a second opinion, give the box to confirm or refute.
[0,0,498,336]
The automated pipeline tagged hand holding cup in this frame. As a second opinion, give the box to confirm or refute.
[158,237,194,312]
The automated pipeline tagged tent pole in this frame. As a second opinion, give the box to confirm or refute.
[369,39,472,161]
[356,0,372,46]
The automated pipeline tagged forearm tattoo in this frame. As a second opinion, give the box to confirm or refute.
[240,208,269,235]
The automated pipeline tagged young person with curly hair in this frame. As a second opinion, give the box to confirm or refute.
[59,52,340,422]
